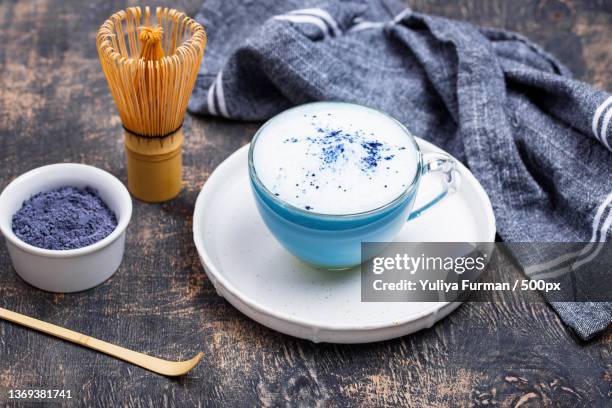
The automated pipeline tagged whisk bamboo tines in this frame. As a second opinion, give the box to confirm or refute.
[96,6,206,202]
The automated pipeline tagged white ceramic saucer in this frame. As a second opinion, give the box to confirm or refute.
[193,138,495,343]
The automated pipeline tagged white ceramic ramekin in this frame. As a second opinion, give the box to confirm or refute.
[0,163,132,293]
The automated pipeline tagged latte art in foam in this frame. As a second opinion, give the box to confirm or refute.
[252,103,419,215]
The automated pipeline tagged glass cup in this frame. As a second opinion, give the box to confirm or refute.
[248,102,460,269]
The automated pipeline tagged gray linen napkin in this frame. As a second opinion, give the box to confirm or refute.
[188,0,612,340]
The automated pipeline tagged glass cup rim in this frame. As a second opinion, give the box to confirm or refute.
[248,101,423,219]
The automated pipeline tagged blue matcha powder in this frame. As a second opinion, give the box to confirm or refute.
[12,186,117,250]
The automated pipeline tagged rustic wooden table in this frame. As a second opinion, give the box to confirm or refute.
[0,0,610,406]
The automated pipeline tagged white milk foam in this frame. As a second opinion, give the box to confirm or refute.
[252,103,419,215]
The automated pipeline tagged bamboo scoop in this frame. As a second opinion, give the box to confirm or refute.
[0,308,203,377]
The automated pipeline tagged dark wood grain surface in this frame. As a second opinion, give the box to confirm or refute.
[0,0,610,407]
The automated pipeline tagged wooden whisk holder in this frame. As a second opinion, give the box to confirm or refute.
[124,128,184,202]
[96,6,206,202]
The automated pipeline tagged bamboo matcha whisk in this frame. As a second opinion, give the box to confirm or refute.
[96,7,206,202]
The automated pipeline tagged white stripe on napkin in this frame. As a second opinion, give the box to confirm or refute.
[534,207,611,280]
[348,21,385,33]
[592,95,612,143]
[392,9,412,24]
[599,104,612,151]
[573,209,612,268]
[215,70,229,118]
[347,9,411,33]
[526,191,612,278]
[273,15,329,36]
[288,8,340,37]
[207,80,218,116]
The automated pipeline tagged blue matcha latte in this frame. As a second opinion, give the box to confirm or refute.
[252,103,418,214]
[12,186,117,250]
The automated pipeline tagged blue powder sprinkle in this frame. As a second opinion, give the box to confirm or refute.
[12,186,117,250]
[322,144,345,164]
[361,141,383,170]
[276,122,407,199]
[305,205,313,210]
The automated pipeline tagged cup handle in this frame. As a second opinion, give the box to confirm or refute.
[407,153,461,221]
